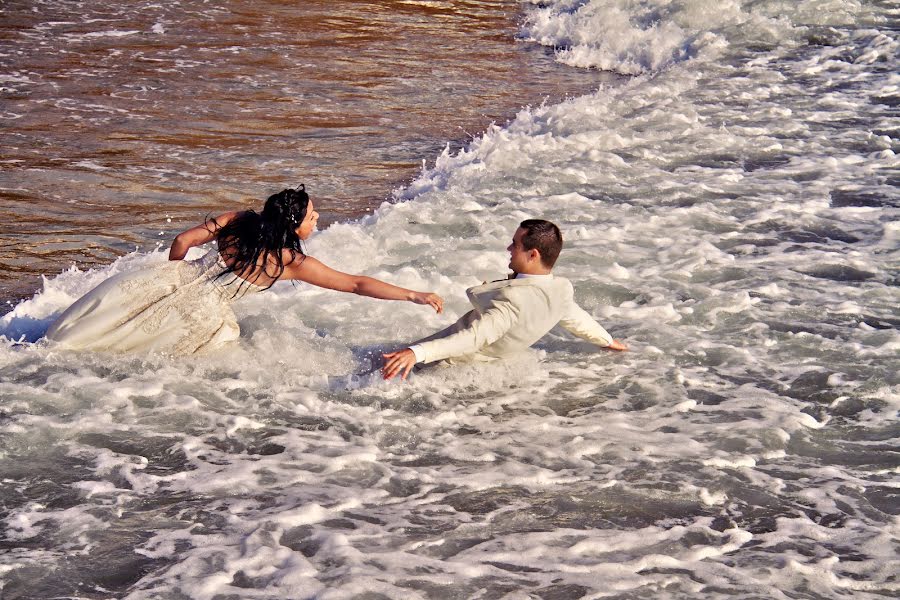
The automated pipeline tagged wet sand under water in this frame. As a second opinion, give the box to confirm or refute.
[0,0,613,306]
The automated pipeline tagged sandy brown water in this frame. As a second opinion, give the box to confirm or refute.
[0,0,611,306]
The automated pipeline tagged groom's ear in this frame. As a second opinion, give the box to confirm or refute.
[528,248,542,263]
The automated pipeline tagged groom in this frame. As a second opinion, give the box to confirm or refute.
[382,219,627,380]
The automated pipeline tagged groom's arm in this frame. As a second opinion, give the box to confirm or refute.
[382,300,520,380]
[558,302,627,351]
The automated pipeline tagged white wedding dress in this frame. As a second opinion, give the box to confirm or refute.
[45,249,266,355]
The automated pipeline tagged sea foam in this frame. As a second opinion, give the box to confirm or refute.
[1,0,897,598]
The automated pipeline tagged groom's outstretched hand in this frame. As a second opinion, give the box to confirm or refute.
[382,349,416,381]
[605,339,628,351]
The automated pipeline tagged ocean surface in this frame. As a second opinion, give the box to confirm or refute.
[0,0,609,305]
[1,0,899,598]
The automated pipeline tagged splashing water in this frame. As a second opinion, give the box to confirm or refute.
[1,0,898,598]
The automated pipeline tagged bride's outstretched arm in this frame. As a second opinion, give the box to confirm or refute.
[283,256,443,313]
[168,212,242,260]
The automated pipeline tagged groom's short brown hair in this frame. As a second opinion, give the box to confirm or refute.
[520,219,563,268]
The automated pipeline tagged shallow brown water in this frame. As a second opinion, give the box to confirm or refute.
[0,0,610,305]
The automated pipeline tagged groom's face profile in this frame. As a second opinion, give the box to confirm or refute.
[507,227,533,273]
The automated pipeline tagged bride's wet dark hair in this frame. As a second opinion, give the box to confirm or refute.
[212,185,310,291]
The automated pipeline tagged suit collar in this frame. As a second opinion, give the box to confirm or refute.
[474,274,556,293]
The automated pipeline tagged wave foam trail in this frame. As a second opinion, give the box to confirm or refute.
[520,0,761,74]
[0,0,898,598]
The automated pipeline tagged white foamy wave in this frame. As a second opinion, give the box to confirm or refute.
[518,0,825,74]
[519,0,737,73]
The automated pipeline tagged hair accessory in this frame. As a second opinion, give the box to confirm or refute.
[286,184,308,225]
[289,204,302,225]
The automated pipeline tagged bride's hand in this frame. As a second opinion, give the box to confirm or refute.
[411,292,443,313]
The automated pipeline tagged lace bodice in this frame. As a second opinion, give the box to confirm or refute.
[186,249,268,301]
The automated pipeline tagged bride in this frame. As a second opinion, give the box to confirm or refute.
[45,186,443,355]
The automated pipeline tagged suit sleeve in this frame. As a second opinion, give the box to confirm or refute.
[413,299,521,364]
[557,302,614,347]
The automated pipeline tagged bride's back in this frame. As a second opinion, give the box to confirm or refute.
[213,195,308,291]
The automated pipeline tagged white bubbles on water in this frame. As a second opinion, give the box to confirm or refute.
[1,0,898,598]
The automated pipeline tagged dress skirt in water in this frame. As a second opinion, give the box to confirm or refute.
[45,250,265,355]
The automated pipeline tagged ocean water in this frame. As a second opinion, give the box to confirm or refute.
[2,0,899,598]
[0,0,607,304]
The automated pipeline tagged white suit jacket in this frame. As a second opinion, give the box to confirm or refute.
[410,275,614,365]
